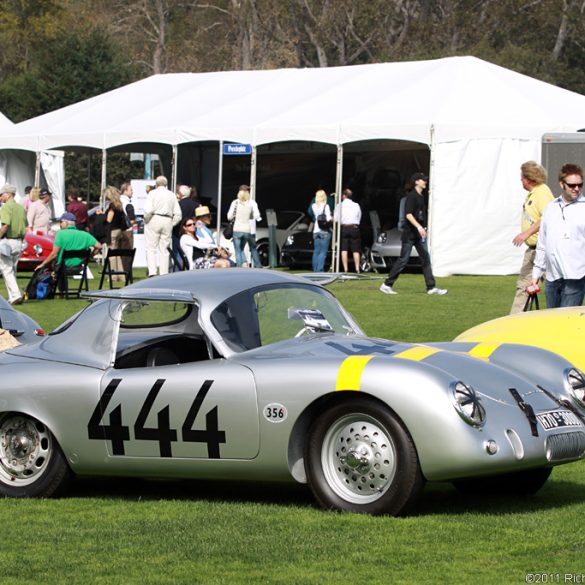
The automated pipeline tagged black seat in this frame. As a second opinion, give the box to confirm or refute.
[56,249,91,299]
[99,248,136,289]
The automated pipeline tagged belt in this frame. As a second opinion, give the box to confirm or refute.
[6,236,24,241]
[527,245,536,250]
[342,224,360,228]
[154,213,171,218]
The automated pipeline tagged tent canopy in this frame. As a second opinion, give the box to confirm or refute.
[2,56,585,151]
[2,55,585,276]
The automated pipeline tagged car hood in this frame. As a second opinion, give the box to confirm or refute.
[455,307,585,371]
[234,334,563,407]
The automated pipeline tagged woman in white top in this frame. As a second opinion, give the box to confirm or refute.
[227,189,262,267]
[179,218,230,269]
[311,189,332,272]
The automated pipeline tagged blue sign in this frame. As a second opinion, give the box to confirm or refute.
[223,143,252,155]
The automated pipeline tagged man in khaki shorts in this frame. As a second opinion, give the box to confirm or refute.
[510,161,554,313]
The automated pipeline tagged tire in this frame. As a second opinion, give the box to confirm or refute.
[304,398,424,516]
[256,240,277,267]
[453,467,552,496]
[360,247,373,273]
[0,413,72,498]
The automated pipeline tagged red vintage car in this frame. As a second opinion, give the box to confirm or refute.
[18,231,54,270]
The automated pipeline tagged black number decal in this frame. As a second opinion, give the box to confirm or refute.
[134,379,178,457]
[182,380,226,459]
[87,379,130,455]
[88,378,226,459]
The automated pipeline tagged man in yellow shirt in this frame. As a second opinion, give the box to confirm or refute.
[510,161,554,313]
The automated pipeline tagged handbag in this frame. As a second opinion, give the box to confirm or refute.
[317,212,331,230]
[523,292,540,311]
[316,204,331,230]
[223,201,237,240]
[223,220,234,240]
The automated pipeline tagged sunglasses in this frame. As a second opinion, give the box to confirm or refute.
[185,222,195,227]
[564,182,583,190]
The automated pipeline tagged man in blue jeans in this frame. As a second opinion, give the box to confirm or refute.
[531,163,585,308]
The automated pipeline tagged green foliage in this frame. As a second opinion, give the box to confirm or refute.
[0,26,135,122]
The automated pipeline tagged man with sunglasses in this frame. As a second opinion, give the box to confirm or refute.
[510,161,554,313]
[531,163,585,308]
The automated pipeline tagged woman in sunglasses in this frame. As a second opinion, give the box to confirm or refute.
[179,217,230,270]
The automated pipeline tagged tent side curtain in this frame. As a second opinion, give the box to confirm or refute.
[430,137,540,277]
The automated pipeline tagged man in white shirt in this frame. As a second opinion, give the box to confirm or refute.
[334,189,362,273]
[531,163,585,308]
[119,182,136,271]
[143,175,182,276]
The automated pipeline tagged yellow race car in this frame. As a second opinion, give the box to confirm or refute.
[455,307,585,370]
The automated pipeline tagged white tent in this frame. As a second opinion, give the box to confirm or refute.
[0,112,65,216]
[2,56,585,275]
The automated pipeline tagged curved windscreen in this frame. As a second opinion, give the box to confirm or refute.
[210,283,358,353]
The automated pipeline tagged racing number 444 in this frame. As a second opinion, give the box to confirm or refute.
[87,378,226,458]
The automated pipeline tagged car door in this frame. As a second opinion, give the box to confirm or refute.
[95,360,259,461]
[84,292,260,464]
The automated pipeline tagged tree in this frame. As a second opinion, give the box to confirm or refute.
[0,26,135,121]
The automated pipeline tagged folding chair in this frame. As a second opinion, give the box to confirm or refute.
[167,246,190,272]
[56,249,91,299]
[98,248,136,289]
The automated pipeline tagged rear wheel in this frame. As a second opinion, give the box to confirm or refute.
[305,398,424,516]
[453,467,552,496]
[0,413,72,497]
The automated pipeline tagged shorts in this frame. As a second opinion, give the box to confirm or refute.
[341,225,361,253]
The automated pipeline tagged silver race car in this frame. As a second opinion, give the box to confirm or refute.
[1,270,585,516]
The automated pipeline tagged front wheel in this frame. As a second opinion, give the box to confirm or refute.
[0,413,72,497]
[256,240,278,267]
[304,398,424,516]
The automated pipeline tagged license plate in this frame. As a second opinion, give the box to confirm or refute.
[537,410,583,431]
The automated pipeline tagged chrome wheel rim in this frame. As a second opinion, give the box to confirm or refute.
[0,416,52,486]
[321,414,396,504]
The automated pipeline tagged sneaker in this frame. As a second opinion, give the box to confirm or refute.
[379,284,397,295]
[10,297,23,306]
[427,287,447,295]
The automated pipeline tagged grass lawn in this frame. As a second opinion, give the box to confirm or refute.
[2,268,584,585]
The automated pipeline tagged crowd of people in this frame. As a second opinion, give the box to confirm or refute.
[1,161,584,310]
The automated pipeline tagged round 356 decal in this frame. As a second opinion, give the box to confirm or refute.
[263,403,288,423]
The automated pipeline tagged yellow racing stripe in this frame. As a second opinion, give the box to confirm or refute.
[336,356,374,391]
[466,342,501,360]
[393,346,442,362]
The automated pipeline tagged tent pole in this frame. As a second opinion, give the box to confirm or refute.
[333,144,344,272]
[34,152,41,186]
[427,124,435,250]
[216,141,224,245]
[250,146,257,200]
[171,144,178,193]
[100,149,107,209]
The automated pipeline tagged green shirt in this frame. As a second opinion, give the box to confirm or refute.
[0,199,27,238]
[54,226,97,267]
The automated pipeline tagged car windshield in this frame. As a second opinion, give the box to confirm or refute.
[210,283,358,352]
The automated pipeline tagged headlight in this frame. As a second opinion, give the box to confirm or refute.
[33,244,43,256]
[565,368,585,406]
[450,381,486,428]
[377,233,387,244]
[286,235,294,245]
